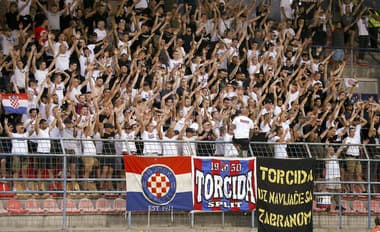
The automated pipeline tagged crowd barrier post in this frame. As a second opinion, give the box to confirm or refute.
[248,144,254,157]
[187,141,194,156]
[305,144,312,158]
[251,211,255,228]
[128,211,131,228]
[61,138,68,231]
[190,211,194,228]
[221,211,225,228]
[363,145,372,229]
[338,195,342,229]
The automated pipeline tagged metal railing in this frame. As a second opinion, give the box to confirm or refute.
[0,138,379,230]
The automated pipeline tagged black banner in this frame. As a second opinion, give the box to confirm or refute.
[257,158,314,232]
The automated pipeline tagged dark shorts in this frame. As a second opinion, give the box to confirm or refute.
[51,140,63,154]
[0,155,13,171]
[66,149,79,164]
[233,138,250,151]
[100,156,116,169]
[37,153,55,169]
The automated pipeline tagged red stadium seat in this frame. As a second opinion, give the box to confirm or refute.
[0,182,14,198]
[371,201,380,214]
[6,198,27,214]
[112,198,126,213]
[25,198,44,214]
[352,200,368,214]
[95,198,115,213]
[61,198,80,214]
[104,193,119,199]
[48,182,63,198]
[78,198,96,213]
[43,198,61,214]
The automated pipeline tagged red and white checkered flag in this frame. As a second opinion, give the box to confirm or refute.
[9,95,20,109]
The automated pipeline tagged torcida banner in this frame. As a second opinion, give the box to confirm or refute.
[193,157,257,212]
[256,158,314,232]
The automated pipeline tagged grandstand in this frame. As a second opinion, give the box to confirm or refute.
[0,0,379,231]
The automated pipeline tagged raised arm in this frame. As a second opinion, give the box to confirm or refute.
[35,0,48,15]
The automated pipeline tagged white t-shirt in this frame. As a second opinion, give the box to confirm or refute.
[232,115,254,139]
[260,120,273,133]
[48,119,60,139]
[94,28,107,42]
[34,128,51,153]
[197,73,209,88]
[342,3,353,15]
[69,86,82,103]
[280,0,294,19]
[82,136,97,155]
[354,125,362,142]
[61,125,81,154]
[11,132,29,153]
[51,82,65,105]
[141,90,153,100]
[218,18,232,35]
[54,41,69,55]
[169,58,184,71]
[79,54,95,77]
[47,11,63,30]
[38,102,48,120]
[325,155,340,179]
[0,34,16,55]
[288,91,299,109]
[93,132,103,154]
[118,130,137,153]
[182,136,197,156]
[18,0,32,16]
[345,136,360,157]
[175,119,187,133]
[117,40,132,58]
[224,133,239,157]
[56,51,71,71]
[13,67,29,88]
[162,135,178,156]
[141,130,162,154]
[247,49,260,59]
[270,136,288,158]
[248,63,261,75]
[34,69,48,89]
[134,0,148,9]
[357,18,369,36]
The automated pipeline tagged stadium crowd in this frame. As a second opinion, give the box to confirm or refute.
[0,0,378,193]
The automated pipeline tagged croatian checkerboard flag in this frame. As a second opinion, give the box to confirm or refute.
[1,93,28,114]
[124,155,193,211]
